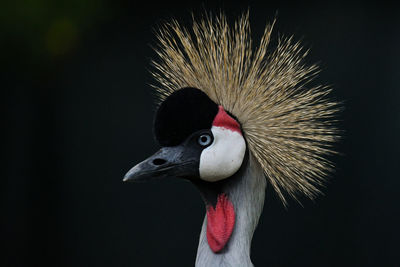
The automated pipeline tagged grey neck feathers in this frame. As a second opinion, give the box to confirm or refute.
[195,153,266,267]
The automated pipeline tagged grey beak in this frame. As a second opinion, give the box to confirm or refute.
[123,145,199,182]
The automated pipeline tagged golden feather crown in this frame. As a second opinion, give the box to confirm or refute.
[150,12,340,205]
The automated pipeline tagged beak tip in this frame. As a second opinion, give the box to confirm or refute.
[123,173,134,182]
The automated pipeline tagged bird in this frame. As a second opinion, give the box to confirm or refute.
[123,12,340,267]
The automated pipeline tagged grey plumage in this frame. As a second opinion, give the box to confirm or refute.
[196,153,266,267]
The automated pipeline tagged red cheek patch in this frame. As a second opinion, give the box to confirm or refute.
[206,194,236,253]
[212,106,242,134]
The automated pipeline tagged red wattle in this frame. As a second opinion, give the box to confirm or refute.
[212,106,242,134]
[206,194,235,253]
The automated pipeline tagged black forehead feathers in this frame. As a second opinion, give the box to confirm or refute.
[154,87,219,147]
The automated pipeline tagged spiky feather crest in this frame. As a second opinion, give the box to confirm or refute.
[150,12,340,205]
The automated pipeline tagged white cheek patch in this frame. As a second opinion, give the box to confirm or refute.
[199,126,246,182]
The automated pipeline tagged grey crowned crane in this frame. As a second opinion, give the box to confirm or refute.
[123,12,340,267]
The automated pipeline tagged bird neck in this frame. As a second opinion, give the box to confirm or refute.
[195,153,266,267]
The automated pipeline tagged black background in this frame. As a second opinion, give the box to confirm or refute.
[2,1,400,266]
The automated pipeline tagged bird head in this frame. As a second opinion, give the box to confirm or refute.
[124,87,246,184]
[123,12,340,254]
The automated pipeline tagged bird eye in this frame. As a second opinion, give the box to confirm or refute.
[198,133,212,147]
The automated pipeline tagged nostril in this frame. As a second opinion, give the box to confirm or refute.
[152,158,167,166]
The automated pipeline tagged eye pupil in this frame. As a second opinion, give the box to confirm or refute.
[198,134,212,147]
